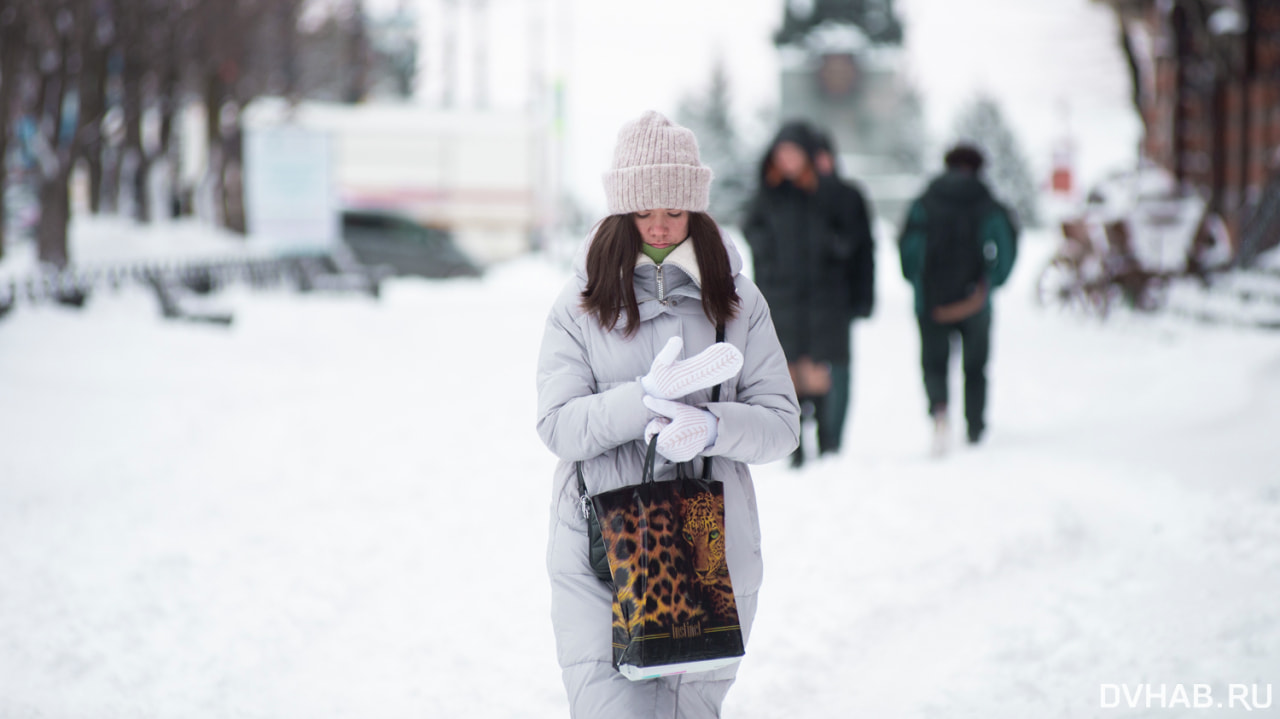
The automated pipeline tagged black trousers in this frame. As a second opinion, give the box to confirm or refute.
[811,363,851,453]
[917,306,991,436]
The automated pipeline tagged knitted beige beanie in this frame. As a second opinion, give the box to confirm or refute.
[602,111,713,215]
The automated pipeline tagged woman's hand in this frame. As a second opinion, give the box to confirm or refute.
[640,336,743,400]
[642,397,719,462]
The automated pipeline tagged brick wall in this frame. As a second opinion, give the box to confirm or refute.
[1132,0,1280,247]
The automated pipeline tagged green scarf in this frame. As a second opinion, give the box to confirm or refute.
[639,239,685,264]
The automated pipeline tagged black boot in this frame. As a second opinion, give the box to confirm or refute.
[790,444,805,469]
[967,424,985,445]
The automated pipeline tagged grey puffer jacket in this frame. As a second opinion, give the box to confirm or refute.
[536,229,800,685]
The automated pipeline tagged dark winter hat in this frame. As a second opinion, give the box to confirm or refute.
[770,121,821,157]
[760,120,822,182]
[944,144,986,173]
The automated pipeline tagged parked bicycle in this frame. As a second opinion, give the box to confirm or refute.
[1037,217,1170,318]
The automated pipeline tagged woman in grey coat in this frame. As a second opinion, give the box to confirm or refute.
[536,111,800,718]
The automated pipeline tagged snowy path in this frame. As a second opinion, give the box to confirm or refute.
[1,233,1277,718]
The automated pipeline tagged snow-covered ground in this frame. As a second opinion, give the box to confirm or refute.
[1,0,1275,711]
[1,226,1278,717]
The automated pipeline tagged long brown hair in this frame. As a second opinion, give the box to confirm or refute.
[580,212,740,336]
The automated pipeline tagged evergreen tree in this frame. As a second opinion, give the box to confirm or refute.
[951,94,1041,229]
[677,60,753,225]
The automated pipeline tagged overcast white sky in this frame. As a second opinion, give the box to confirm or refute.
[372,0,1140,218]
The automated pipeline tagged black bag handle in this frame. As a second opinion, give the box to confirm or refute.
[695,323,726,480]
[576,323,726,495]
[641,433,659,483]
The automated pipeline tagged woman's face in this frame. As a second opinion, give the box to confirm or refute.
[771,141,809,180]
[633,209,689,249]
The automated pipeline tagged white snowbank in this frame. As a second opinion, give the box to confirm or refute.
[0,216,274,283]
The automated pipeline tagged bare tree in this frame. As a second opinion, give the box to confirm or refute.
[115,0,151,222]
[114,0,187,223]
[157,0,310,230]
[0,0,31,261]
[194,0,299,234]
[344,0,370,103]
[73,0,113,215]
[0,0,342,262]
[27,0,87,268]
[269,0,305,100]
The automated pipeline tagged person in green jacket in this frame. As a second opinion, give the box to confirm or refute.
[898,144,1017,454]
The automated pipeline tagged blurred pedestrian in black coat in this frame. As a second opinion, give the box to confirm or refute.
[810,128,875,457]
[743,121,873,465]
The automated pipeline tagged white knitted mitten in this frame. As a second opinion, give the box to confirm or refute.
[642,397,719,462]
[643,416,671,444]
[640,336,743,401]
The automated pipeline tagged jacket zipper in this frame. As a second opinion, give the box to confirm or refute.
[656,264,666,304]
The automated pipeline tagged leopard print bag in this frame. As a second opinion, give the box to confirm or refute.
[573,329,745,680]
[589,437,745,680]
